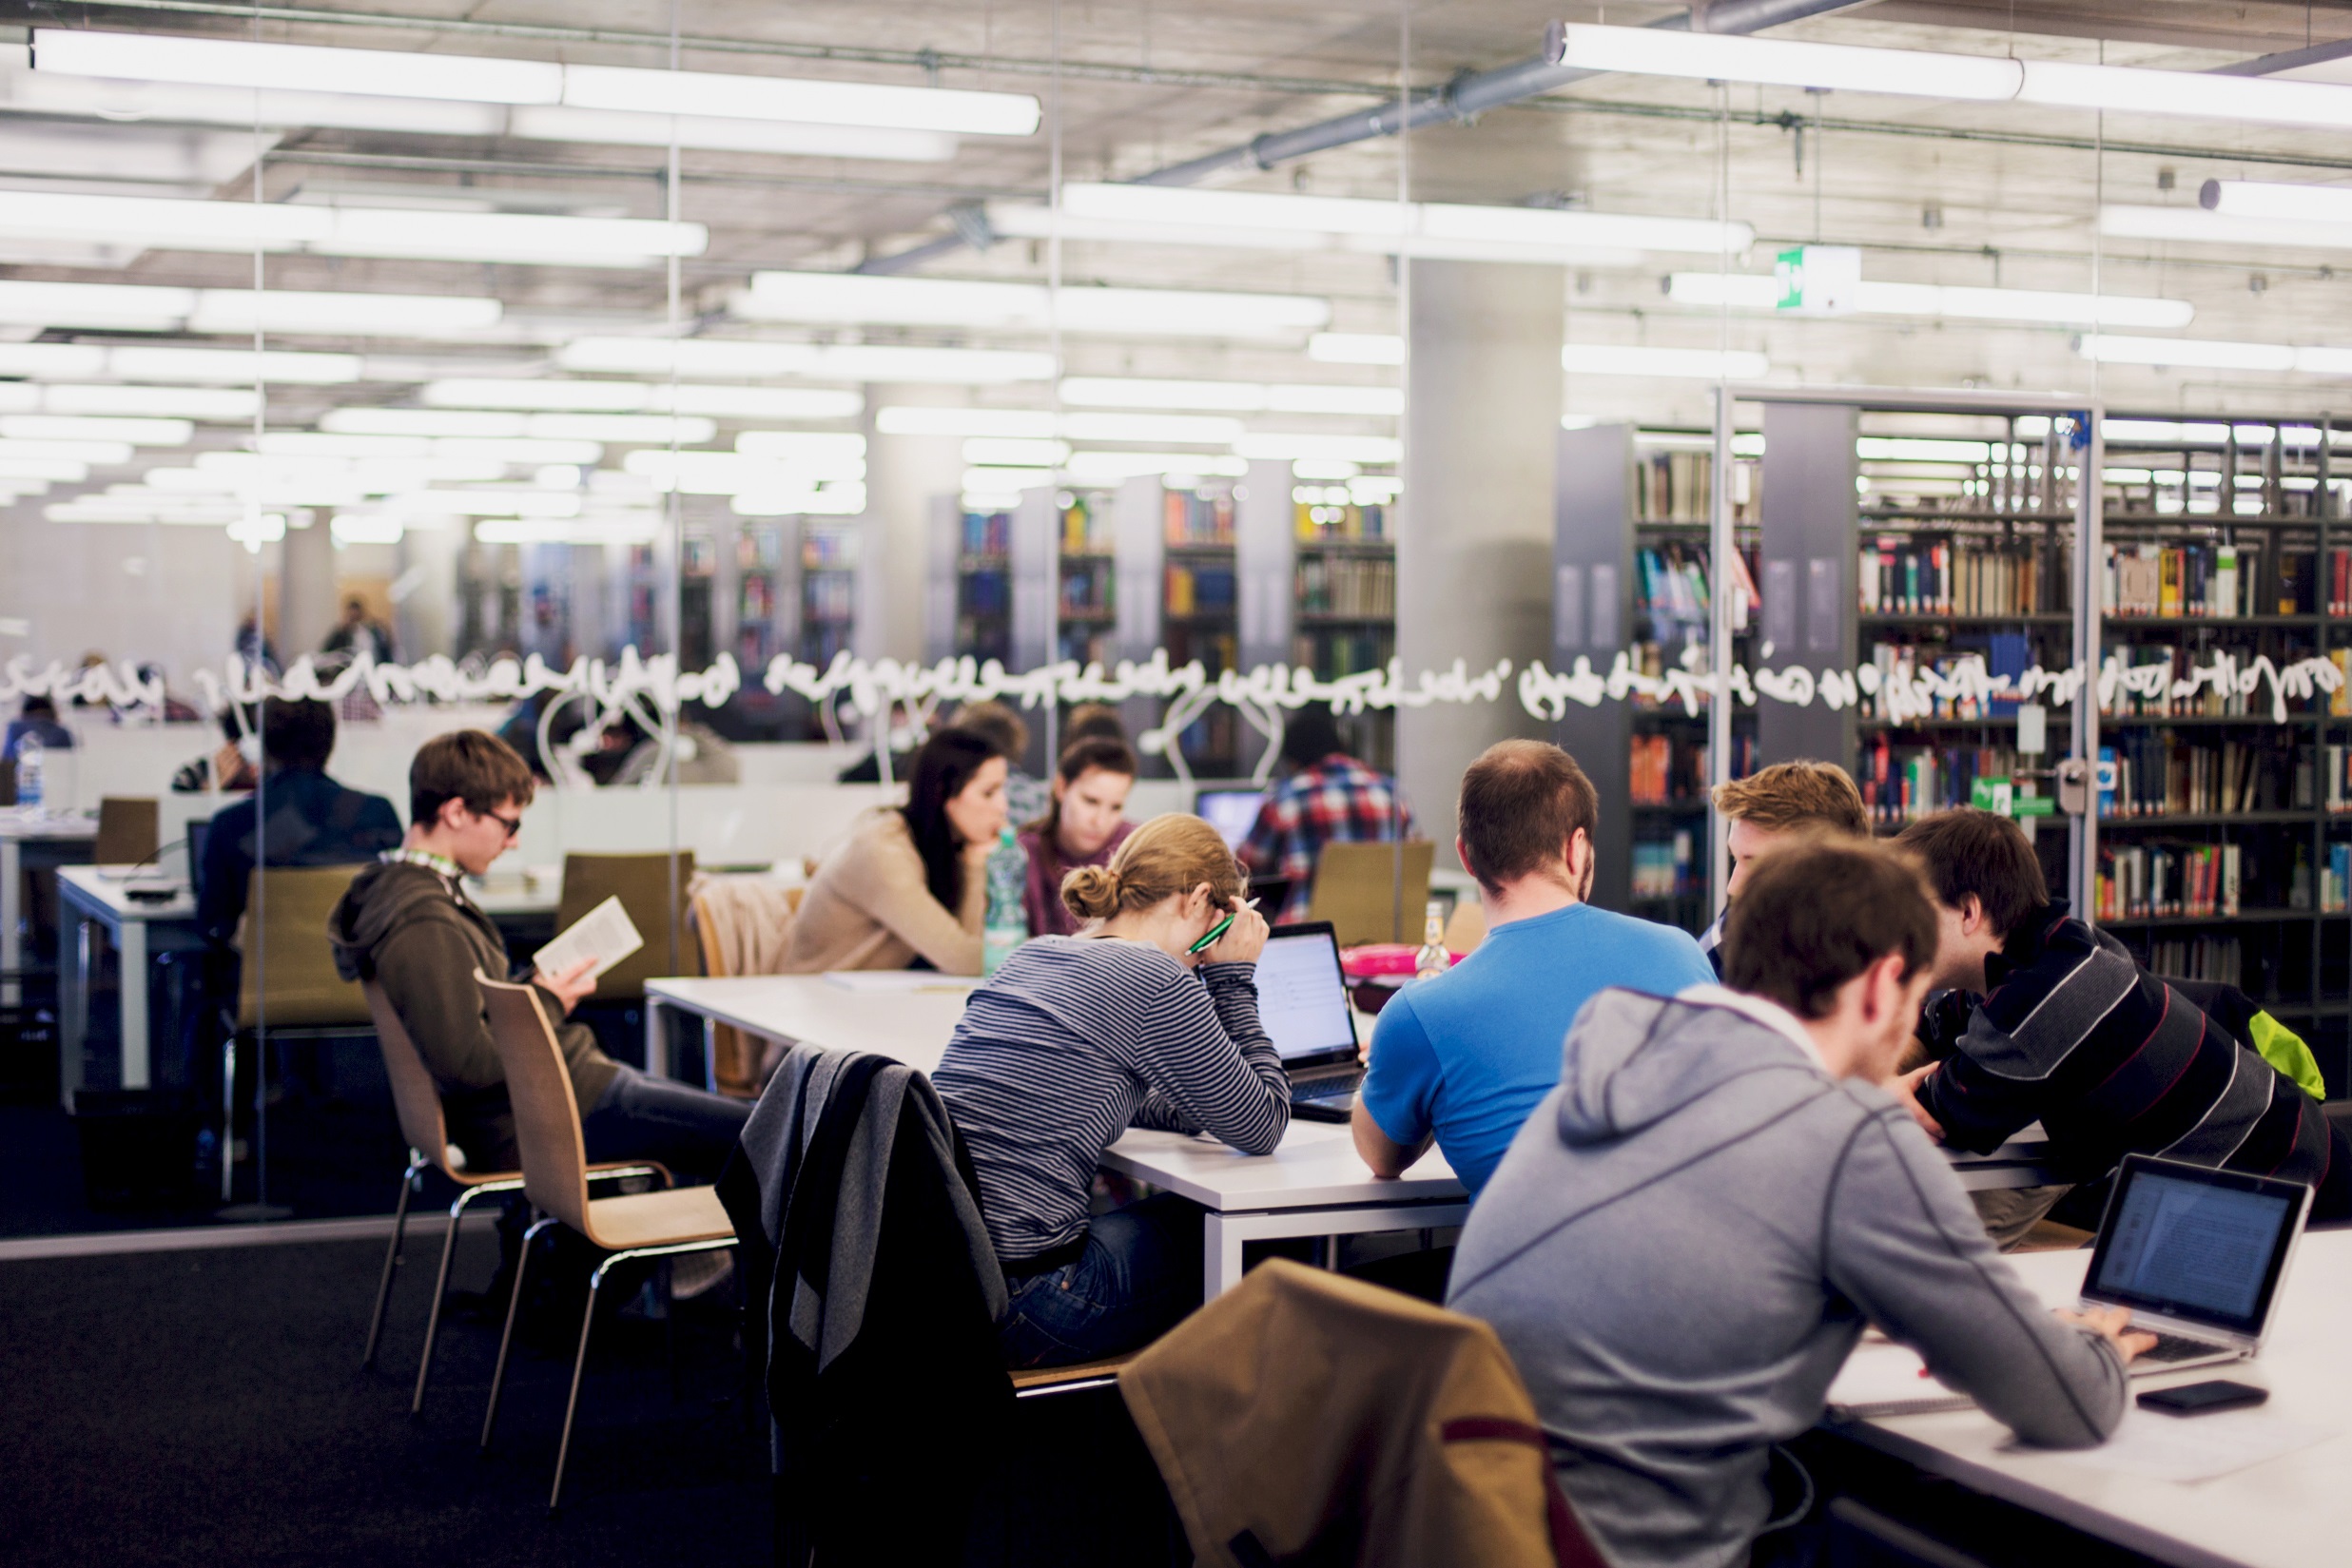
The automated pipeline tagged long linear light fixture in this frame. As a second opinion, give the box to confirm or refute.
[1547,22,2352,130]
[0,343,362,384]
[0,280,500,337]
[1059,377,1403,416]
[0,188,704,268]
[1564,344,1772,380]
[730,272,1331,339]
[322,408,720,444]
[556,338,1055,384]
[1000,183,1748,264]
[2076,334,2352,375]
[31,30,1039,135]
[2104,199,2352,253]
[420,379,863,420]
[0,384,248,420]
[874,408,1254,443]
[1666,272,2194,329]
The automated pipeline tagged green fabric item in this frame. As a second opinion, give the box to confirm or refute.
[2250,1010,2327,1102]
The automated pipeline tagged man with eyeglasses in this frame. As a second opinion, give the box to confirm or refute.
[328,729,748,1204]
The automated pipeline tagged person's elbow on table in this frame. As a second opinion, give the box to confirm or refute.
[1351,1099,1428,1178]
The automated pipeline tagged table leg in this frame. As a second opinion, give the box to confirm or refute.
[58,907,89,1109]
[701,1016,717,1094]
[2,837,19,1008]
[644,996,668,1080]
[120,917,148,1092]
[1203,1213,1247,1299]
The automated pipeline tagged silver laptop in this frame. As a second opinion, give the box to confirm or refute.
[2080,1153,2312,1376]
[1195,787,1265,850]
[1253,920,1362,1122]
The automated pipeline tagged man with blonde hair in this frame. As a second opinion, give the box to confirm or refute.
[1698,760,1870,975]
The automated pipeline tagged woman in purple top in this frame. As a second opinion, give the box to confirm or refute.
[1019,736,1138,937]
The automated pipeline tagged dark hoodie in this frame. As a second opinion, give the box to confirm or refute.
[328,858,617,1171]
[1448,985,2126,1568]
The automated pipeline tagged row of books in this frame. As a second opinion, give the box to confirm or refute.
[1165,565,1236,615]
[1061,497,1114,555]
[1631,733,1705,806]
[2104,542,2260,619]
[2101,645,2352,719]
[2310,844,2352,915]
[1632,543,1759,641]
[1060,559,1113,615]
[2326,746,2352,813]
[806,572,855,623]
[2096,735,2286,818]
[2093,842,2244,920]
[1058,627,1112,667]
[1298,555,1395,617]
[1166,489,1235,547]
[1858,536,2070,617]
[1630,830,1699,899]
[804,526,857,568]
[961,510,1012,557]
[1860,742,2027,824]
[1294,502,1390,542]
[1292,629,1393,681]
[962,569,1010,619]
[2142,937,2245,988]
[1860,635,2037,722]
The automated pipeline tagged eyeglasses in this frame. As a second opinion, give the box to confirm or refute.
[479,808,523,841]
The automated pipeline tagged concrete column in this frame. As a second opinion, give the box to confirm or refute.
[1396,260,1565,868]
[393,520,460,661]
[860,386,967,664]
[280,513,339,661]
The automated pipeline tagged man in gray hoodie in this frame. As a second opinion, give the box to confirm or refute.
[1448,839,2149,1568]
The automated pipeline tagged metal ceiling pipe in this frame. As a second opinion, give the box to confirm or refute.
[856,0,1873,273]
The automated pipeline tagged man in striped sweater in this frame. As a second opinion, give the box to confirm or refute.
[1891,808,2352,1225]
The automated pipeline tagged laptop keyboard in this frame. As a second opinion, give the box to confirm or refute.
[2139,1332,2230,1364]
[1293,1072,1364,1104]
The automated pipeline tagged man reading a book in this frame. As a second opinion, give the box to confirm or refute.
[329,729,748,1186]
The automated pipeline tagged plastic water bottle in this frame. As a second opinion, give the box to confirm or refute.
[982,828,1029,975]
[1414,900,1452,981]
[12,734,42,813]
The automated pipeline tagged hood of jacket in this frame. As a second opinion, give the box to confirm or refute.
[328,858,469,983]
[1554,987,1824,1148]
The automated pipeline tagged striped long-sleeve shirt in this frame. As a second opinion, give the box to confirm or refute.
[933,936,1291,1264]
[1920,901,2329,1188]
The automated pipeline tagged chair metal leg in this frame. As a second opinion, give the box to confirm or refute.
[482,1215,555,1451]
[362,1152,425,1369]
[410,1188,476,1415]
[218,1026,240,1205]
[550,1257,613,1511]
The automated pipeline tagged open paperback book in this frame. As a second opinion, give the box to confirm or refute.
[532,895,644,983]
[1825,1336,1975,1419]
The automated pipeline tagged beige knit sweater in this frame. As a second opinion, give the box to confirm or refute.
[781,807,985,975]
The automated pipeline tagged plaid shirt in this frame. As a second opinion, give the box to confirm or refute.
[1237,753,1418,921]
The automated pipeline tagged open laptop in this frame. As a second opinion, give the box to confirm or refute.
[1195,787,1265,850]
[2080,1153,2313,1376]
[1253,920,1363,1122]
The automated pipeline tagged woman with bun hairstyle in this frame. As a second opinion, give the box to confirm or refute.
[933,813,1289,1367]
[1018,735,1139,938]
[782,727,1007,975]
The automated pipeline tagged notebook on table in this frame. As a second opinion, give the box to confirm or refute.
[1251,920,1362,1123]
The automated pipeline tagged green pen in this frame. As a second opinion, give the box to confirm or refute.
[1187,896,1258,956]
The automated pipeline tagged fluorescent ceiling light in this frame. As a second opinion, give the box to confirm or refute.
[322,407,715,446]
[876,406,1057,438]
[257,432,605,466]
[1063,451,1249,480]
[962,465,1047,491]
[1234,434,1402,463]
[34,29,1040,135]
[2103,203,2352,252]
[0,279,499,338]
[1549,23,2352,131]
[0,187,703,268]
[1665,272,2193,329]
[732,482,866,518]
[2076,334,2305,371]
[624,449,865,493]
[1856,436,1994,462]
[108,346,360,384]
[0,457,91,480]
[41,386,253,420]
[1293,460,1361,481]
[1309,333,1406,365]
[421,378,863,419]
[2202,179,2352,225]
[1563,344,1771,379]
[475,516,663,546]
[557,336,1051,383]
[507,106,956,163]
[0,437,132,462]
[1061,412,1246,443]
[1058,377,1402,416]
[871,407,1250,443]
[0,414,189,445]
[963,437,1069,467]
[527,414,720,444]
[734,271,1328,339]
[732,432,869,464]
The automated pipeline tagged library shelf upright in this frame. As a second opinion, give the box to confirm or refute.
[1291,484,1396,773]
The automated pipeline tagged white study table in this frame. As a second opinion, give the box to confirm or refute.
[641,973,1469,1297]
[1832,1229,2352,1568]
[1,807,96,1007]
[53,864,199,1105]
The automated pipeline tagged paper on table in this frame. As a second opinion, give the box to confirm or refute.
[1826,1338,1977,1419]
[823,971,982,994]
[533,895,643,982]
[2028,1404,2338,1484]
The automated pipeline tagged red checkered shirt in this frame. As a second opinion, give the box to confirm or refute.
[1236,753,1418,922]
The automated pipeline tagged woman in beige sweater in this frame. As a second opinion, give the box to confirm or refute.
[785,726,1007,974]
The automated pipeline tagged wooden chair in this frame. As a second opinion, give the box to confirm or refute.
[359,980,661,1415]
[475,970,736,1510]
[93,796,159,865]
[220,865,377,1206]
[555,851,696,1003]
[1442,894,1487,956]
[1306,840,1435,947]
[688,879,803,1097]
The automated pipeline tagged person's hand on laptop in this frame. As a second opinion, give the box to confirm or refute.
[1890,1063,1946,1143]
[2055,1304,2160,1365]
[534,956,599,1016]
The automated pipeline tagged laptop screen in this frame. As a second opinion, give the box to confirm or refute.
[2084,1156,2309,1337]
[1252,923,1357,1068]
[1195,788,1265,850]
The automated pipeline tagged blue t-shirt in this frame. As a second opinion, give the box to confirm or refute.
[1359,901,1715,1200]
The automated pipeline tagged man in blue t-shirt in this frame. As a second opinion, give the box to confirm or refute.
[1354,740,1715,1201]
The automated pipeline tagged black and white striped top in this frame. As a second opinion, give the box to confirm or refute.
[933,936,1291,1263]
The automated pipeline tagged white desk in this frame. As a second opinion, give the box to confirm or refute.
[641,973,1468,1297]
[54,865,198,1105]
[1,808,96,1006]
[1835,1230,2352,1568]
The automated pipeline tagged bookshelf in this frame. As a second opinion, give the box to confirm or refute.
[1289,487,1396,772]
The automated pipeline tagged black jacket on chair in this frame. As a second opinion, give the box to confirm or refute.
[717,1044,1011,1568]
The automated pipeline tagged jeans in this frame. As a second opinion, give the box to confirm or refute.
[998,1192,1204,1369]
[579,1063,751,1188]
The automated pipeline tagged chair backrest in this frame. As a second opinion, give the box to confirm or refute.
[235,864,372,1029]
[556,850,696,1001]
[361,978,461,1178]
[1307,840,1435,947]
[94,795,159,864]
[1442,895,1487,955]
[475,970,590,1230]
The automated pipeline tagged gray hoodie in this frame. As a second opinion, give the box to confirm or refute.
[1448,987,2128,1568]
